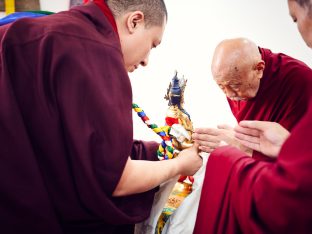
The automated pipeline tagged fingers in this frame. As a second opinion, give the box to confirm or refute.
[238,120,271,131]
[192,132,220,143]
[192,128,220,150]
[236,138,260,152]
[195,139,220,149]
[192,128,221,142]
[193,128,219,136]
[234,125,260,137]
[217,124,233,130]
[198,145,214,153]
[234,126,260,152]
[235,132,259,144]
[193,127,228,152]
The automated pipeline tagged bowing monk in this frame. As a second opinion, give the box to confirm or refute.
[0,0,202,233]
[193,0,312,233]
[193,37,312,160]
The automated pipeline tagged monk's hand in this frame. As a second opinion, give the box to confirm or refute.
[217,124,253,155]
[192,125,252,155]
[175,143,203,176]
[192,127,222,153]
[234,121,290,158]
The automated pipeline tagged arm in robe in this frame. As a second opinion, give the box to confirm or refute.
[50,31,166,221]
[49,23,202,219]
[114,144,202,196]
[194,103,312,233]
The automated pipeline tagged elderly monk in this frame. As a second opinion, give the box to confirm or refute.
[193,37,312,160]
[193,1,312,233]
[0,0,203,233]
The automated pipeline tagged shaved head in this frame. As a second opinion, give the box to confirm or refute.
[106,0,167,27]
[211,38,265,100]
[211,38,261,80]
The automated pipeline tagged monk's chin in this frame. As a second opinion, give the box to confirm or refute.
[230,97,247,101]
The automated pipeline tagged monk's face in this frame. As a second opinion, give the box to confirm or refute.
[213,63,263,101]
[118,11,166,72]
[288,0,312,48]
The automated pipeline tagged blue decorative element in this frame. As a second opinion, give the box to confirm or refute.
[159,132,166,137]
[165,71,191,119]
[168,72,181,107]
[0,12,46,26]
[138,112,146,118]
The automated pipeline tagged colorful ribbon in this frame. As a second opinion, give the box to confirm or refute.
[133,102,195,234]
[132,103,175,160]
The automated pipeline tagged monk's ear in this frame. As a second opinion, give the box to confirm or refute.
[126,11,145,34]
[255,60,265,79]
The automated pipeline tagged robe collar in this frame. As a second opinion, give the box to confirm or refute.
[83,0,118,35]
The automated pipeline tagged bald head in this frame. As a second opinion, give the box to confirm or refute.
[212,38,261,78]
[211,38,265,101]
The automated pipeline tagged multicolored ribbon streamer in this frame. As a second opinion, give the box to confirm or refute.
[132,103,175,160]
[133,72,195,234]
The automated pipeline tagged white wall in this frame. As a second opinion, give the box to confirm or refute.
[39,0,70,12]
[4,0,311,142]
[130,0,312,141]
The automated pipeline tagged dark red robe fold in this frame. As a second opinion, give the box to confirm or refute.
[194,100,312,233]
[0,3,158,233]
[227,48,312,160]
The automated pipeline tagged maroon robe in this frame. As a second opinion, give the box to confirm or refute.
[194,97,312,233]
[0,3,159,233]
[228,48,312,159]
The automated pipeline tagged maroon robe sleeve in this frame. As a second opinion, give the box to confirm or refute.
[194,103,312,233]
[50,29,159,224]
[132,140,159,161]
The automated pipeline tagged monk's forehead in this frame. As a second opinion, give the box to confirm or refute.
[213,68,241,83]
[213,50,244,74]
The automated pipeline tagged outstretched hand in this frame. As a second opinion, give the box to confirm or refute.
[192,124,252,155]
[234,121,290,158]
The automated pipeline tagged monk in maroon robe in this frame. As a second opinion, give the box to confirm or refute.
[193,37,312,160]
[194,2,312,233]
[0,1,203,233]
[194,102,312,233]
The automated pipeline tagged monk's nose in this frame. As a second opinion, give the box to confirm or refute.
[140,57,149,67]
[224,86,236,98]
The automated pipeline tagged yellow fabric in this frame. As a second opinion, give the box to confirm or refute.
[5,0,15,14]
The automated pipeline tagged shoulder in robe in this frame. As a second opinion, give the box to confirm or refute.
[194,102,312,233]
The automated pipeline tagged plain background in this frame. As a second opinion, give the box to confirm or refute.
[3,0,312,141]
[131,0,312,141]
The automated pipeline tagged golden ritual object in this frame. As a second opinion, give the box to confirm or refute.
[156,181,192,234]
[164,71,194,153]
[155,71,194,233]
